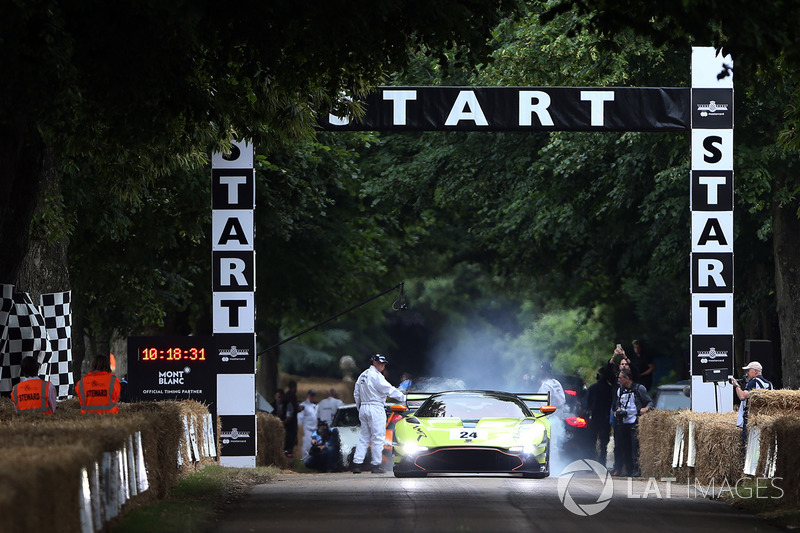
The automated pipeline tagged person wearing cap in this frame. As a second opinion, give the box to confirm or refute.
[733,361,773,461]
[352,353,405,474]
[298,389,319,460]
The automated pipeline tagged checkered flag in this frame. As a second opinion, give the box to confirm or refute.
[0,284,14,377]
[40,291,73,399]
[0,291,52,394]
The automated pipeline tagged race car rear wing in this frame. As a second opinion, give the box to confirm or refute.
[405,392,433,411]
[515,392,557,415]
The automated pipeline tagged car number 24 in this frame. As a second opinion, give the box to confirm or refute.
[450,429,487,441]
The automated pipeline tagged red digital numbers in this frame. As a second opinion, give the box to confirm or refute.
[140,347,206,361]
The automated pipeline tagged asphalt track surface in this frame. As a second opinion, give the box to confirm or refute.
[208,471,782,533]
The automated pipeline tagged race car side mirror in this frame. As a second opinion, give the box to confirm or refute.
[391,404,408,413]
[539,405,557,415]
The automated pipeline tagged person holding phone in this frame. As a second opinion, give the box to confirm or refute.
[607,343,639,383]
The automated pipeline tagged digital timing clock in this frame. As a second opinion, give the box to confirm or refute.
[139,346,207,362]
[127,335,217,405]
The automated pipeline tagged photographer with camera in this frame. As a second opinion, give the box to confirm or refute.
[732,361,773,463]
[611,368,653,477]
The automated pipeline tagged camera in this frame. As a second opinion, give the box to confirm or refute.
[614,410,626,421]
[729,376,745,388]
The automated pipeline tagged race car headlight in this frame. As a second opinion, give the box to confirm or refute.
[400,443,429,456]
[509,445,537,455]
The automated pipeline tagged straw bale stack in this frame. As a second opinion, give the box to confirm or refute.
[748,389,800,418]
[748,391,800,506]
[0,396,221,533]
[637,409,684,480]
[257,412,288,468]
[638,409,740,484]
[0,409,147,532]
[772,415,800,507]
[685,411,739,484]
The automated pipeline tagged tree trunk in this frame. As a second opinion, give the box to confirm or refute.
[0,125,44,284]
[772,190,800,389]
[257,321,281,401]
[15,146,70,297]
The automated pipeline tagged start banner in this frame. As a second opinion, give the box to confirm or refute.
[319,87,690,132]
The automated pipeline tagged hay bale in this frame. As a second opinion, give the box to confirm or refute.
[0,399,215,533]
[638,409,684,479]
[120,401,185,499]
[748,389,800,418]
[257,412,287,468]
[0,413,146,533]
[749,414,780,478]
[687,411,740,484]
[773,415,800,507]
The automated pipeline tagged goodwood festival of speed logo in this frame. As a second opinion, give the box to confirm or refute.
[557,459,615,516]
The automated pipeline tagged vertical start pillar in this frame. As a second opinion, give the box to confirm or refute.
[690,47,734,412]
[212,141,257,466]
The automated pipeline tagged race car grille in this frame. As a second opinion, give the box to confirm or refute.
[413,447,524,472]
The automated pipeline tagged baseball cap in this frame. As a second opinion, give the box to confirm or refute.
[742,361,763,371]
[372,353,388,364]
[308,389,316,395]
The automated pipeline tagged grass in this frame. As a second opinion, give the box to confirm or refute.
[109,465,279,533]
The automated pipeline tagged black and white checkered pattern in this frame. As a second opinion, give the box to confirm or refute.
[0,284,13,365]
[0,291,52,394]
[40,291,73,399]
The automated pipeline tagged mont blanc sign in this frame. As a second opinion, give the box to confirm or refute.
[320,87,691,132]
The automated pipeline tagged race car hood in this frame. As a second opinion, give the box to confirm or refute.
[396,416,547,448]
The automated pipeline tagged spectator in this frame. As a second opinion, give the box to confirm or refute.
[298,389,319,460]
[398,373,413,392]
[11,355,56,415]
[316,388,344,426]
[75,355,121,414]
[733,361,773,462]
[284,380,301,458]
[535,362,565,408]
[585,366,613,465]
[607,345,638,471]
[304,421,341,472]
[629,339,655,391]
[272,389,296,456]
[607,343,639,383]
[611,368,653,477]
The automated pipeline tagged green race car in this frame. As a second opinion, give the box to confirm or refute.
[393,390,555,478]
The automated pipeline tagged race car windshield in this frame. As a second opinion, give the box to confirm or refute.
[415,394,529,419]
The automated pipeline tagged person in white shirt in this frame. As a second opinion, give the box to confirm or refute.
[298,390,319,460]
[536,361,566,408]
[352,354,405,474]
[316,388,344,426]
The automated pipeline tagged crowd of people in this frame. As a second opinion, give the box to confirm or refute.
[579,340,656,477]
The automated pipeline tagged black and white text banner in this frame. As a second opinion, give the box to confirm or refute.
[212,141,257,467]
[320,87,690,132]
[690,47,734,413]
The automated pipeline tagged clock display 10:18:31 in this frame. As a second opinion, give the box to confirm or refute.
[140,347,207,361]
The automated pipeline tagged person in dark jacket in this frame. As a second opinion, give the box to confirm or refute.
[585,366,613,466]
